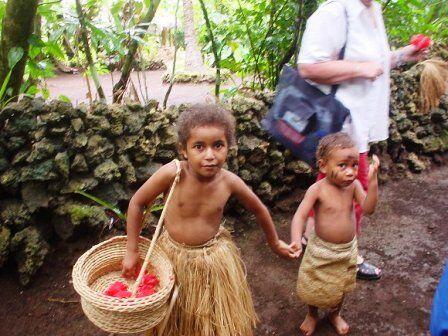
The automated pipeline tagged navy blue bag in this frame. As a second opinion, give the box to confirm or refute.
[431,261,448,336]
[261,1,349,166]
[261,66,350,165]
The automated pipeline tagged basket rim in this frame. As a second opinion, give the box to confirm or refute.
[72,235,175,310]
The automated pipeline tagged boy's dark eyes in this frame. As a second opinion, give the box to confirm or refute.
[338,163,346,168]
[215,142,224,148]
[193,144,203,150]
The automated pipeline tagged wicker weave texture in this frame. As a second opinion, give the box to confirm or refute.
[72,236,175,334]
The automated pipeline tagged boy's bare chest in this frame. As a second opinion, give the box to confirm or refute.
[171,180,231,215]
[318,187,354,213]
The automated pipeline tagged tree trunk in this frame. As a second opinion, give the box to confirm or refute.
[198,0,220,98]
[275,0,318,86]
[75,0,106,102]
[0,0,39,101]
[182,0,204,71]
[275,0,305,83]
[62,34,75,59]
[161,27,168,46]
[163,0,181,109]
[112,0,161,103]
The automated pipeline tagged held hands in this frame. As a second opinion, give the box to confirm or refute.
[368,154,380,183]
[271,239,301,259]
[289,240,302,258]
[122,249,140,278]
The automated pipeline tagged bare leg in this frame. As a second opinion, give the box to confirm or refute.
[329,297,349,335]
[300,305,318,336]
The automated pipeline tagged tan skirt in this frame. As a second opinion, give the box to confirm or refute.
[297,231,358,309]
[149,227,257,336]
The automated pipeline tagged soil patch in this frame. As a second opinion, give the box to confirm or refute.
[1,167,447,335]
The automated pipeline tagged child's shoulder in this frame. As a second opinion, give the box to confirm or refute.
[151,160,180,181]
[308,179,325,192]
[219,167,239,183]
[219,168,246,189]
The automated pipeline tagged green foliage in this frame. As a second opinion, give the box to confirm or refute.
[383,0,448,46]
[58,94,71,103]
[75,190,164,222]
[198,0,317,90]
[0,47,24,107]
[75,190,126,220]
[0,0,445,99]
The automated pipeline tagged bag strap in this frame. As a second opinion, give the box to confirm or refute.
[330,0,349,96]
[131,159,181,296]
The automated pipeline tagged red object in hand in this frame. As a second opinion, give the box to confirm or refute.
[410,34,431,50]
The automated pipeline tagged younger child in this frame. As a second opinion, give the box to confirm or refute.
[122,104,297,336]
[290,132,379,336]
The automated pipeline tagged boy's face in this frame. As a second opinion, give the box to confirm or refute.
[181,125,228,178]
[319,146,359,188]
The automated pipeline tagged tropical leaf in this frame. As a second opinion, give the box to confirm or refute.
[74,190,126,220]
[7,47,24,69]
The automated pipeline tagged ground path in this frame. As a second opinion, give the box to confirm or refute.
[0,166,447,335]
[46,70,221,106]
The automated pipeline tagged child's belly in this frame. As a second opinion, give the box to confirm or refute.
[314,213,356,244]
[164,216,222,246]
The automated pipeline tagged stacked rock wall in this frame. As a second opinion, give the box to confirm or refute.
[0,66,447,284]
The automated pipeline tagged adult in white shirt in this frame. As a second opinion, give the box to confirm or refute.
[298,0,426,331]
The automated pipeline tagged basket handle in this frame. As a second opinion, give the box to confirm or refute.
[130,159,181,296]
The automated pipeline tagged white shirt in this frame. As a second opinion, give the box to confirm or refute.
[298,0,391,153]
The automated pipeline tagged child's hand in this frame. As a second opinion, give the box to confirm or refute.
[368,154,380,182]
[272,239,300,259]
[122,249,140,279]
[289,241,302,258]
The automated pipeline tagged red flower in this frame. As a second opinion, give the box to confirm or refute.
[114,290,132,298]
[103,274,159,298]
[140,274,159,287]
[136,287,156,298]
[410,34,431,50]
[104,281,128,296]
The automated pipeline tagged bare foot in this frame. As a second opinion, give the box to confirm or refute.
[300,313,318,336]
[329,313,349,335]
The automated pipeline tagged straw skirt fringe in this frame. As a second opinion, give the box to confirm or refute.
[297,231,358,309]
[149,228,257,336]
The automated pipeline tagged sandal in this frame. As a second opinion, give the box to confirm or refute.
[357,261,382,280]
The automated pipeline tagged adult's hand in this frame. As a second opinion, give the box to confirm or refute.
[400,44,428,63]
[358,61,384,81]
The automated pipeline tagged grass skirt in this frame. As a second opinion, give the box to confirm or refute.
[150,227,257,336]
[297,231,358,309]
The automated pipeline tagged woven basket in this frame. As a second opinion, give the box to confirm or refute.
[72,236,175,333]
[72,159,181,334]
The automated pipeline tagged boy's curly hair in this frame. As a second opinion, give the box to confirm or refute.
[177,104,236,147]
[316,132,356,161]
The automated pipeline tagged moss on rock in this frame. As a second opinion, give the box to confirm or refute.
[10,227,49,285]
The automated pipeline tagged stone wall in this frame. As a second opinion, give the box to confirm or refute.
[0,65,447,285]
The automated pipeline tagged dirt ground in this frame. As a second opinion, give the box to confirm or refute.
[46,70,221,106]
[0,166,447,336]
